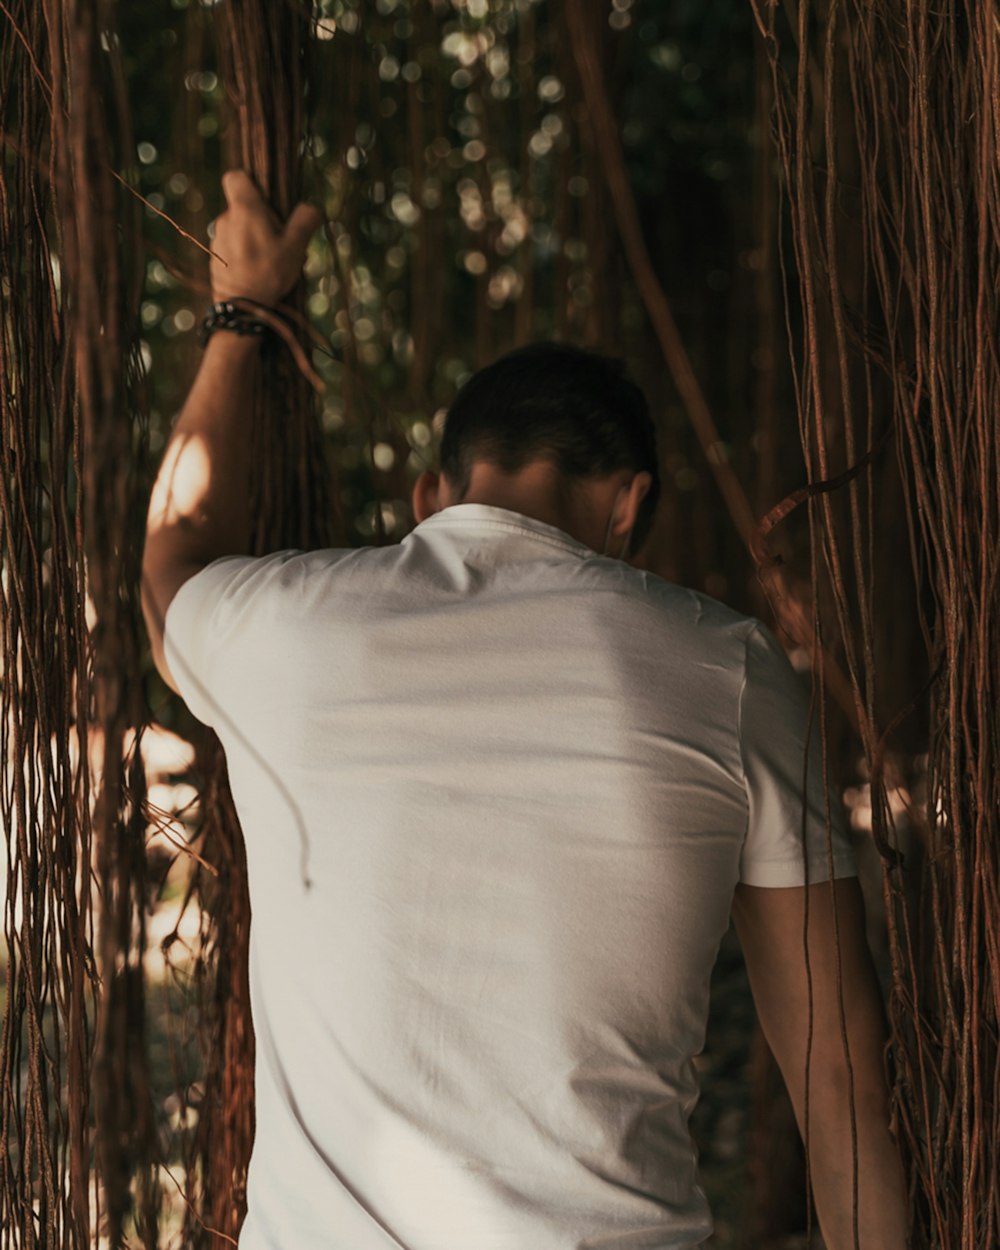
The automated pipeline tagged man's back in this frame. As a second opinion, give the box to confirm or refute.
[164,502,856,1250]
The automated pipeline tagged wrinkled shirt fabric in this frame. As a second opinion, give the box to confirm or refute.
[163,503,857,1250]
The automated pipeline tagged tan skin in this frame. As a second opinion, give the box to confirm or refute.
[411,459,653,562]
[141,171,909,1250]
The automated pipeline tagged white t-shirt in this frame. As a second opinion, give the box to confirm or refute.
[163,502,857,1250]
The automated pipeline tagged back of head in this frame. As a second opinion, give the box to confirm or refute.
[439,341,661,552]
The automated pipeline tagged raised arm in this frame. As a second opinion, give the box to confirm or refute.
[140,170,321,692]
[141,330,260,693]
[732,877,909,1250]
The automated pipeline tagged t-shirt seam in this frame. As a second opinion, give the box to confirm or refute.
[741,852,858,887]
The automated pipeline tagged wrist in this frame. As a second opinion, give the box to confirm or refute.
[202,327,264,357]
[199,298,272,350]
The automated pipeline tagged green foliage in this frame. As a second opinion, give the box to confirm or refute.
[118,0,770,579]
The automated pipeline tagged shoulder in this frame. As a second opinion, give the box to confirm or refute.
[592,560,762,649]
[157,545,374,723]
[172,545,370,617]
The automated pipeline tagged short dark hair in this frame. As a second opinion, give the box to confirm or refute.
[439,341,661,551]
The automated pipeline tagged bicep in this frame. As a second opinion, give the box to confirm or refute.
[732,878,891,1119]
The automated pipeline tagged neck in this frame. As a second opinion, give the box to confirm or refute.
[446,461,583,536]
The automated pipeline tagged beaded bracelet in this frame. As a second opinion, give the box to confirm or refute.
[197,299,271,348]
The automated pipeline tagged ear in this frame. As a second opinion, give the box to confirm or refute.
[615,471,653,538]
[412,469,442,523]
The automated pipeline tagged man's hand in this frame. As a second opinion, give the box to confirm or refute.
[209,169,323,306]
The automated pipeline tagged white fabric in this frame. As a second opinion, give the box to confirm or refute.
[163,502,857,1250]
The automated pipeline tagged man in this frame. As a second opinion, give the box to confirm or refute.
[141,170,909,1249]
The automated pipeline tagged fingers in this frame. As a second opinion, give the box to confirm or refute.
[283,201,324,250]
[221,168,262,207]
[221,169,321,243]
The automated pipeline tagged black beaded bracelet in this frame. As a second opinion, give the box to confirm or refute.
[197,300,271,348]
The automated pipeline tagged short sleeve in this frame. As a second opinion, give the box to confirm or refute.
[737,621,858,887]
[162,550,301,729]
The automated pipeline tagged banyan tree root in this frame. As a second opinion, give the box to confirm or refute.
[751,1,1000,1245]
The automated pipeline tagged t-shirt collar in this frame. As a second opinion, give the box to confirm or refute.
[410,503,595,558]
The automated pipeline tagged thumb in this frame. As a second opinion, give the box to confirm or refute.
[283,201,324,249]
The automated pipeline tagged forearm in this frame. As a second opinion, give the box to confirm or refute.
[144,168,321,573]
[143,330,262,568]
[802,1066,909,1249]
[139,328,266,691]
[734,881,911,1250]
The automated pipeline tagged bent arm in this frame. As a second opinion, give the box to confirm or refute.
[732,877,909,1250]
[141,169,321,694]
